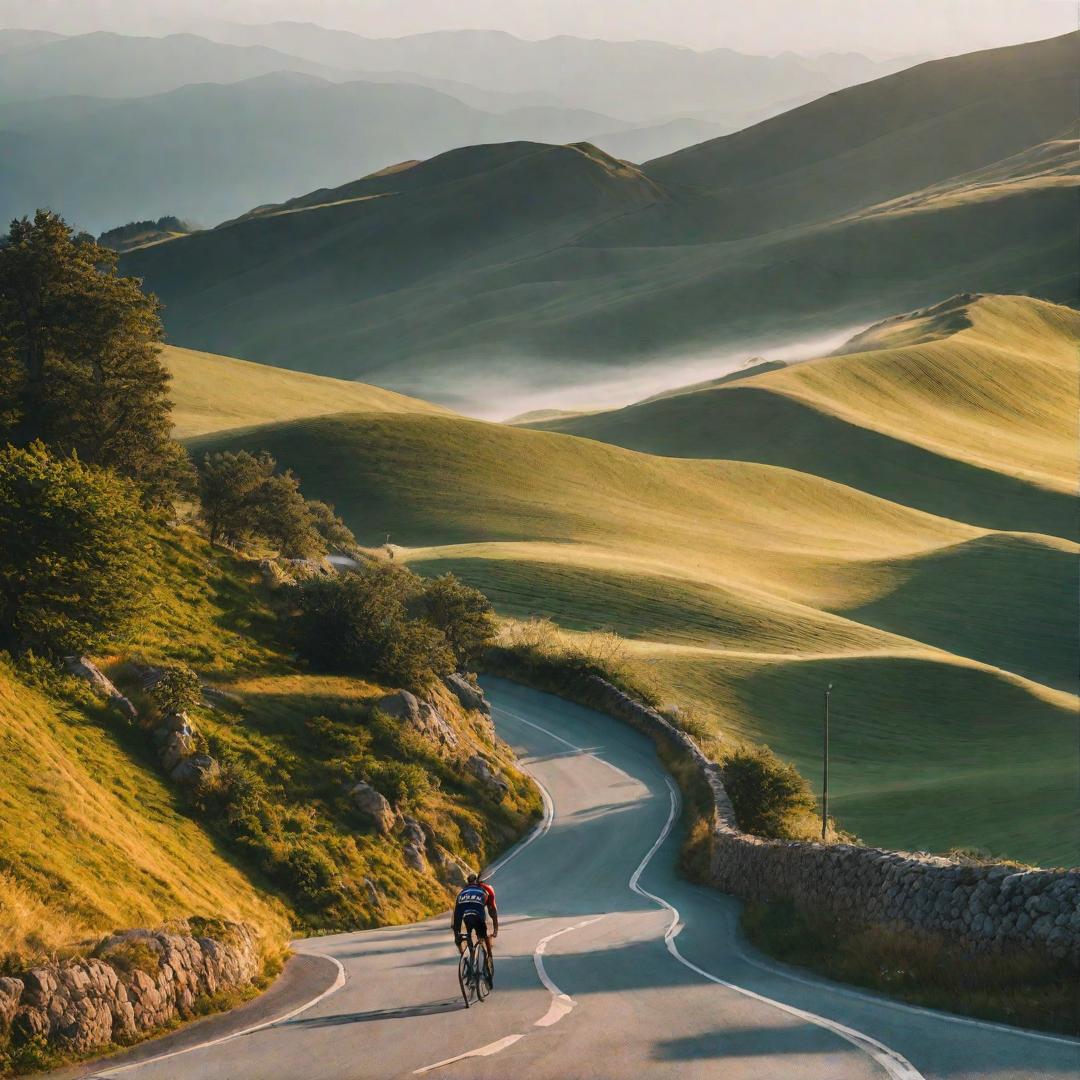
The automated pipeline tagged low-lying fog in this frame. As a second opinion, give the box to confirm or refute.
[428,323,868,422]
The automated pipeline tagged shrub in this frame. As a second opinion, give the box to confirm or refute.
[295,568,454,690]
[149,662,202,716]
[721,743,818,839]
[367,759,434,808]
[0,442,151,656]
[418,574,496,667]
[280,842,337,903]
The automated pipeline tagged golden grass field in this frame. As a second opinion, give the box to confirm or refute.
[179,293,1078,866]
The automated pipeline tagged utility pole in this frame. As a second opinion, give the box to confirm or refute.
[822,683,833,841]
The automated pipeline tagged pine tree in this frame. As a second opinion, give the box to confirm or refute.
[0,209,191,504]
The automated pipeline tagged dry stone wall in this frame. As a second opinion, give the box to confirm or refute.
[586,677,1080,965]
[0,923,259,1056]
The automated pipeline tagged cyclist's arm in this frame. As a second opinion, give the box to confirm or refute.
[485,890,499,935]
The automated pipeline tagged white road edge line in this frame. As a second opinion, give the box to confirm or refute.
[412,1034,526,1074]
[533,916,606,1026]
[631,779,926,1080]
[485,772,554,878]
[89,954,347,1078]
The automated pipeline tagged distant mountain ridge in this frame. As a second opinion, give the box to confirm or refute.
[0,23,924,230]
[121,33,1079,411]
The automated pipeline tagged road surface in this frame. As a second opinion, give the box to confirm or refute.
[83,678,1079,1079]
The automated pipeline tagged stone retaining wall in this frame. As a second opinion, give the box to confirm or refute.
[586,676,1080,964]
[0,923,260,1056]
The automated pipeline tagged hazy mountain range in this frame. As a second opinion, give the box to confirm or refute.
[121,32,1079,412]
[0,25,915,230]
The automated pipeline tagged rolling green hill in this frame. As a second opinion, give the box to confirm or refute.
[184,293,1079,866]
[533,295,1079,539]
[122,34,1078,410]
[163,343,446,440]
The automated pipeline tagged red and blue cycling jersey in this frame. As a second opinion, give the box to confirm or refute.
[453,881,497,936]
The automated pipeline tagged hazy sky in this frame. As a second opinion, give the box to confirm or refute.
[2,0,1075,57]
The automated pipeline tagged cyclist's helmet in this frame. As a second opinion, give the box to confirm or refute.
[466,873,479,884]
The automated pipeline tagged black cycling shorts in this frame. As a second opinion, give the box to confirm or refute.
[457,912,489,941]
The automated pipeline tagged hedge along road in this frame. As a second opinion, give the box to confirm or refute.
[84,678,1079,1080]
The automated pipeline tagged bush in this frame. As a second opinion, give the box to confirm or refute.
[281,842,337,903]
[0,442,151,656]
[721,743,818,839]
[418,574,496,667]
[366,759,434,808]
[149,662,202,716]
[295,568,454,690]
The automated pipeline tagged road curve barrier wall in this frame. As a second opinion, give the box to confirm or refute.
[0,923,260,1057]
[584,676,1080,965]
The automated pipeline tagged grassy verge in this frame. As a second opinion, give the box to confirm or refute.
[742,899,1080,1036]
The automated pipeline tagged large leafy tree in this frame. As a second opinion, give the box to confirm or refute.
[0,442,151,656]
[0,209,190,503]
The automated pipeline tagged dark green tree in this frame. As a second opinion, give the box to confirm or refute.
[418,573,496,667]
[305,499,356,552]
[0,210,191,503]
[197,449,276,546]
[251,471,324,559]
[295,568,453,690]
[0,442,151,656]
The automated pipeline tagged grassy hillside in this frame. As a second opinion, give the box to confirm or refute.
[2,524,538,968]
[121,35,1078,410]
[534,295,1078,539]
[187,360,1079,866]
[164,344,445,440]
[0,660,287,964]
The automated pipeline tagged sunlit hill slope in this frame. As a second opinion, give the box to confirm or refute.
[181,295,1079,867]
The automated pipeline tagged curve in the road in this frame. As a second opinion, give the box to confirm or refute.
[69,678,1080,1080]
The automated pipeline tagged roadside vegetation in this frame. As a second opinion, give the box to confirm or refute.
[0,211,538,1070]
[742,901,1080,1036]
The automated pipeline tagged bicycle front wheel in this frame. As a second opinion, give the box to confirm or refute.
[458,949,472,1008]
[477,949,492,1000]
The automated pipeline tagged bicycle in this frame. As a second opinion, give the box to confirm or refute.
[457,924,494,1008]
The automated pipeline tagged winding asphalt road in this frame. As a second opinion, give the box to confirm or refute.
[83,678,1078,1079]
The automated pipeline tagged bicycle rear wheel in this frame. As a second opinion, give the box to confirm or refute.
[477,948,492,1000]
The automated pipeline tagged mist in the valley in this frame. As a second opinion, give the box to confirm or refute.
[432,324,868,422]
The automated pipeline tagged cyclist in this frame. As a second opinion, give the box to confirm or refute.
[452,873,498,984]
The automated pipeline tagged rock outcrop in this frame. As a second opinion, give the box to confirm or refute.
[466,755,510,801]
[443,673,490,717]
[63,656,137,722]
[585,676,1080,965]
[1,923,259,1057]
[350,781,395,835]
[375,690,460,752]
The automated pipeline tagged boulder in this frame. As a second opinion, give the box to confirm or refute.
[170,754,218,787]
[400,816,428,850]
[444,673,490,716]
[160,731,197,773]
[375,690,422,725]
[403,843,427,872]
[460,823,483,854]
[434,846,473,888]
[466,755,510,801]
[63,656,137,722]
[350,782,395,835]
[0,976,23,1030]
[417,702,459,749]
